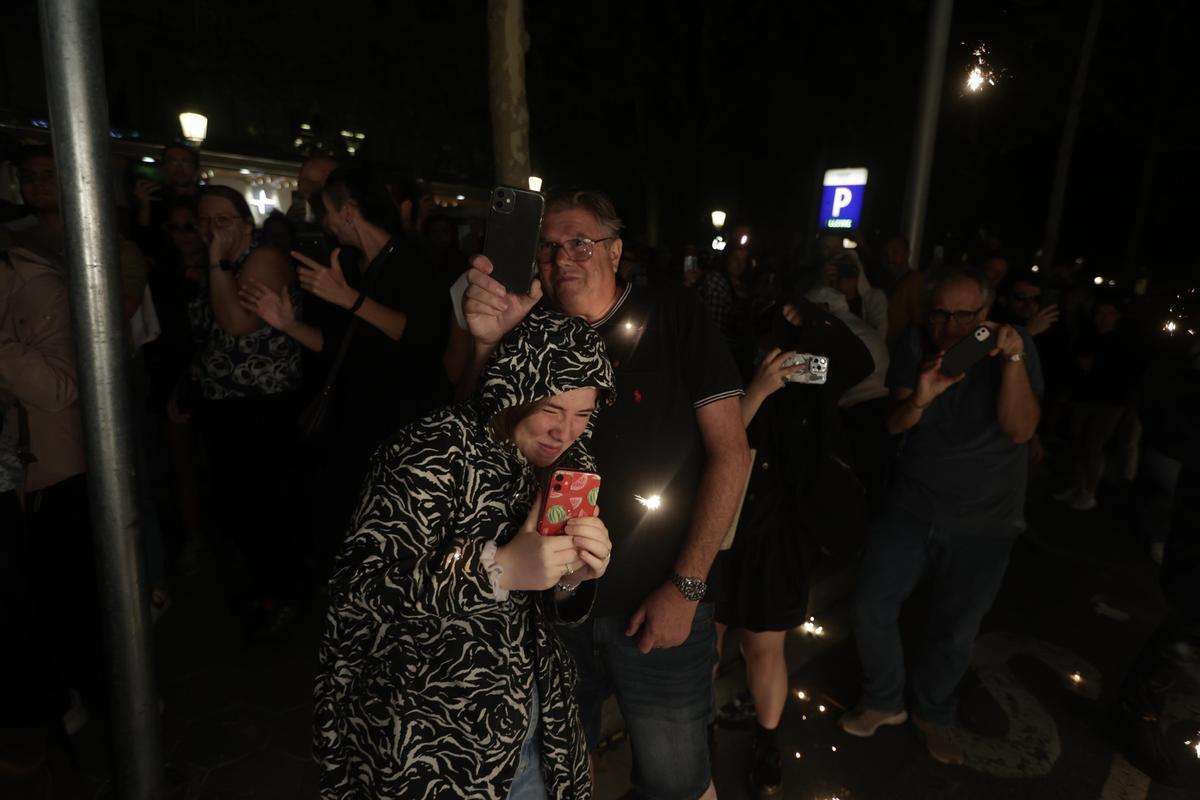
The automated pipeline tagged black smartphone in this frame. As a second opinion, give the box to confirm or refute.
[482,186,545,296]
[293,229,329,265]
[940,325,994,377]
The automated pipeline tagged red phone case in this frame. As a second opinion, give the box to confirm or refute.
[538,470,602,535]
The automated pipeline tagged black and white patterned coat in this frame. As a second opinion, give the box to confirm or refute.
[314,306,614,799]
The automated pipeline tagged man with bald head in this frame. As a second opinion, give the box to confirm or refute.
[840,265,1043,766]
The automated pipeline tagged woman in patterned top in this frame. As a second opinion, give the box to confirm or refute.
[314,306,615,799]
[172,185,304,636]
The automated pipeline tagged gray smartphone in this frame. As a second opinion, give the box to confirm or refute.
[940,325,993,376]
[482,186,545,296]
[782,353,829,384]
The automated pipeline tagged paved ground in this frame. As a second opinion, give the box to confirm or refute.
[8,459,1200,799]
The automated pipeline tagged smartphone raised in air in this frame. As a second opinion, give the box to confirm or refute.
[482,186,545,296]
[538,469,601,536]
[940,325,993,377]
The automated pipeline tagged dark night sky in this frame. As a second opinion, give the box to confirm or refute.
[1,0,1196,280]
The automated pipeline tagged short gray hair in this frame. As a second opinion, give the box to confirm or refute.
[543,190,623,238]
[923,264,994,311]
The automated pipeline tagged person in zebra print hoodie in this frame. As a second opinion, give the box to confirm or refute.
[314,305,616,799]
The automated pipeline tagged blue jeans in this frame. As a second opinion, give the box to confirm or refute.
[853,510,1014,725]
[559,602,717,800]
[507,684,547,800]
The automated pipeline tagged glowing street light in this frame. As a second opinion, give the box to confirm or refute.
[711,210,727,230]
[528,175,543,192]
[178,112,208,146]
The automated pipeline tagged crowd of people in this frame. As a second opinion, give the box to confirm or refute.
[1,138,1197,799]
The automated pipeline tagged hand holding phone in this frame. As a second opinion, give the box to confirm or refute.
[482,186,545,296]
[539,469,601,535]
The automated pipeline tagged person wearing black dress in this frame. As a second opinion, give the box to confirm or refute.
[716,297,874,796]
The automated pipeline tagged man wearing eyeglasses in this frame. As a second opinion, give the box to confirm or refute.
[839,265,1043,767]
[461,190,750,800]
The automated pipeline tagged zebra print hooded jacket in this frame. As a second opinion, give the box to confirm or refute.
[314,305,614,799]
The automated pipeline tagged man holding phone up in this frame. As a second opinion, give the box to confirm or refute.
[840,266,1043,766]
[462,190,750,800]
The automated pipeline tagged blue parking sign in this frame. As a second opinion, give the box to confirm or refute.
[819,167,868,230]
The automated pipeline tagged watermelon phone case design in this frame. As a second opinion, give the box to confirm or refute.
[538,469,602,535]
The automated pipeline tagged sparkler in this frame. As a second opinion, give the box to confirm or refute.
[964,43,1001,93]
[634,494,662,510]
[1068,671,1084,686]
[799,616,826,637]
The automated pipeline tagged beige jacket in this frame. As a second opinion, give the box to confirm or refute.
[0,246,84,492]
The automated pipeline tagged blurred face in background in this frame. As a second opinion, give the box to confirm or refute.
[726,247,750,281]
[19,155,58,213]
[162,146,198,188]
[165,206,205,260]
[1006,279,1041,324]
[982,256,1009,288]
[1094,303,1120,334]
[883,238,910,272]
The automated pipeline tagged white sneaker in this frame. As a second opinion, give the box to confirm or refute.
[1069,494,1097,511]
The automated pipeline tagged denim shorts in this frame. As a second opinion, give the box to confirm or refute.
[559,602,717,800]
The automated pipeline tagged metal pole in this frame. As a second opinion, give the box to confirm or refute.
[1040,0,1103,274]
[36,1,164,798]
[900,0,954,268]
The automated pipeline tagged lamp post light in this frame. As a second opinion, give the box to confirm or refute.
[178,111,207,146]
[528,175,543,192]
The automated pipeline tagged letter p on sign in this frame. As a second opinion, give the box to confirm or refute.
[832,187,853,217]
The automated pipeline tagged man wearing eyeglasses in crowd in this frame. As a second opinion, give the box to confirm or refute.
[460,190,750,800]
[839,265,1042,766]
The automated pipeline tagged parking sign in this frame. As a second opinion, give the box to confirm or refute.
[819,167,868,230]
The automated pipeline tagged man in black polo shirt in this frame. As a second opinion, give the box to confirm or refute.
[462,191,750,799]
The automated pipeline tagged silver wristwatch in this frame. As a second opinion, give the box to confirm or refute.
[670,572,707,601]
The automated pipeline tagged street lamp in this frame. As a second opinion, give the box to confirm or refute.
[528,176,543,192]
[711,210,727,230]
[178,112,208,146]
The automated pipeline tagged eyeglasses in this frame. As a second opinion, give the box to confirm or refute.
[165,222,197,233]
[927,307,984,326]
[198,215,240,228]
[536,236,615,263]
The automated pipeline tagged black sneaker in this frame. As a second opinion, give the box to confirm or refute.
[748,739,783,797]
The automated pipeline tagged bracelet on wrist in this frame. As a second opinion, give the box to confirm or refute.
[555,580,580,594]
[349,292,366,313]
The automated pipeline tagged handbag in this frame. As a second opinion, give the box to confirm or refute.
[298,240,396,441]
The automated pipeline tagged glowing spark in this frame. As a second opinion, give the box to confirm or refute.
[818,705,827,713]
[1093,276,1104,285]
[1069,671,1083,685]
[831,745,838,752]
[739,234,749,245]
[967,67,985,92]
[796,690,807,700]
[802,714,808,720]
[795,751,803,759]
[1030,265,1040,273]
[799,616,827,637]
[1193,740,1200,758]
[1164,320,1178,333]
[634,494,662,510]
